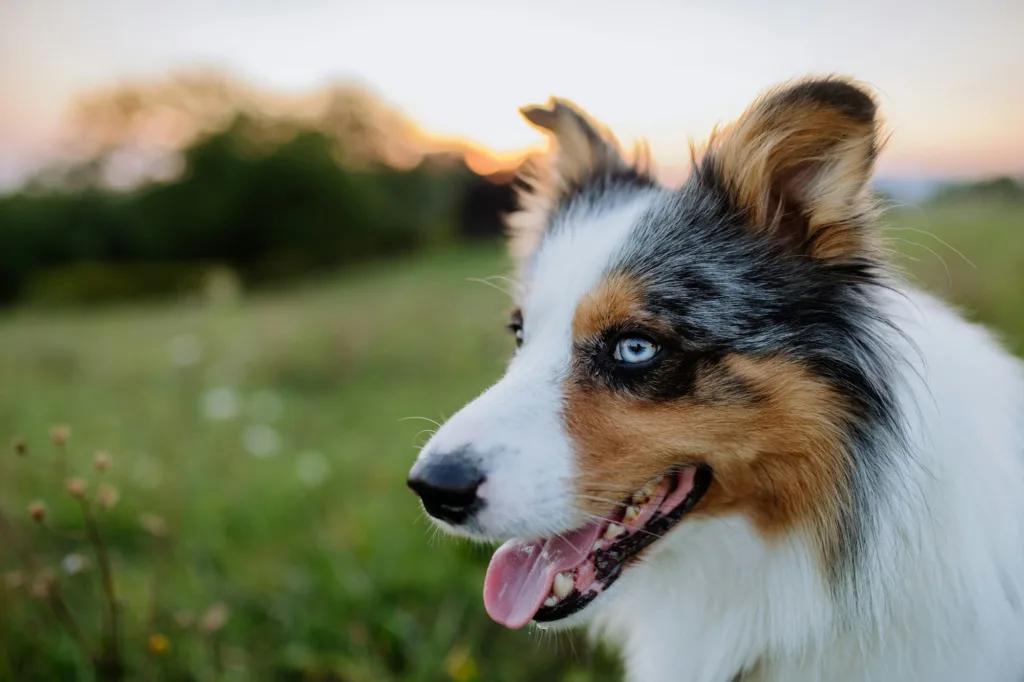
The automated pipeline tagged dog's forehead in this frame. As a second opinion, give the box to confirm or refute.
[520,193,659,332]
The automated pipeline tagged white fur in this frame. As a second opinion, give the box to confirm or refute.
[417,198,1024,680]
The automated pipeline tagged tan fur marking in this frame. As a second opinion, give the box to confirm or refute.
[572,273,651,340]
[564,354,851,565]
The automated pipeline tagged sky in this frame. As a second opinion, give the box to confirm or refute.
[1,0,1023,189]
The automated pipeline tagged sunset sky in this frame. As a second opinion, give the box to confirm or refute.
[1,0,1022,188]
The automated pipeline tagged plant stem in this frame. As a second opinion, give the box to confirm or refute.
[79,499,122,681]
[46,590,92,659]
[209,637,224,680]
[54,442,67,484]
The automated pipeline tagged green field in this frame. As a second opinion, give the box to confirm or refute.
[1,200,1022,681]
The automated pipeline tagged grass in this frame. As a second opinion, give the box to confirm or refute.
[886,199,1024,355]
[1,198,1022,681]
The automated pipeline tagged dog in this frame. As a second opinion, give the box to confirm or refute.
[407,76,1024,681]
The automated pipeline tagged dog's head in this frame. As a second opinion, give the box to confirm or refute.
[409,77,894,629]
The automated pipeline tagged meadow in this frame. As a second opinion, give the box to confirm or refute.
[1,199,1021,681]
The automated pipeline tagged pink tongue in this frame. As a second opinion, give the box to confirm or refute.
[482,469,698,630]
[483,522,603,629]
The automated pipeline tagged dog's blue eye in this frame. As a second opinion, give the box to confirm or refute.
[613,337,659,364]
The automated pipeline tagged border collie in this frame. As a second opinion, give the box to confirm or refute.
[407,76,1024,681]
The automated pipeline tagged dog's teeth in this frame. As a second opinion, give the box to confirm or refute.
[593,541,603,552]
[553,572,574,598]
[604,523,625,540]
[623,506,641,524]
[632,480,659,505]
[543,596,558,608]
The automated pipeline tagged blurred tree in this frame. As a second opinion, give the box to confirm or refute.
[931,176,1024,204]
[69,71,257,159]
[319,85,423,169]
[0,70,518,306]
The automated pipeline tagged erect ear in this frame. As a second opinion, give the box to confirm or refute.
[703,77,881,262]
[506,98,634,263]
[519,98,630,189]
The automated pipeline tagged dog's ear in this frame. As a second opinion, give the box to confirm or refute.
[506,98,630,262]
[703,77,881,262]
[520,98,629,189]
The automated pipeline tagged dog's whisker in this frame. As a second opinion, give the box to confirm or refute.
[482,274,526,297]
[467,276,518,299]
[882,236,954,287]
[552,530,584,555]
[399,415,444,428]
[885,226,976,269]
[576,494,630,507]
[574,483,634,493]
[575,511,671,541]
[411,428,437,441]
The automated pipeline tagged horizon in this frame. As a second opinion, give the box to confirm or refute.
[2,0,1023,191]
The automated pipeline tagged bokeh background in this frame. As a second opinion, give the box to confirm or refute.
[1,1,1022,680]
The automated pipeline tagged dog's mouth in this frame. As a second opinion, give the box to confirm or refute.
[483,465,712,629]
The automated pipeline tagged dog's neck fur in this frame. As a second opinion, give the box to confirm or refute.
[588,283,1024,682]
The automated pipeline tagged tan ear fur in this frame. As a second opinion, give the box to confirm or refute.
[706,77,882,261]
[505,98,632,265]
[520,98,629,189]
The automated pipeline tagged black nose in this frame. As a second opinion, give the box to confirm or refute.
[407,454,485,525]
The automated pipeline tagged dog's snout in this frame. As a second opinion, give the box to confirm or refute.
[407,452,485,525]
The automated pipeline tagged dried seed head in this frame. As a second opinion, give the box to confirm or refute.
[97,484,120,510]
[93,451,112,472]
[65,478,87,500]
[49,425,71,447]
[29,569,57,599]
[28,500,46,523]
[139,514,168,538]
[12,437,27,456]
[198,602,229,634]
[147,633,171,656]
[173,610,195,629]
[4,570,26,590]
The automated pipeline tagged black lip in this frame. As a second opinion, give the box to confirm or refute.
[533,465,713,624]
